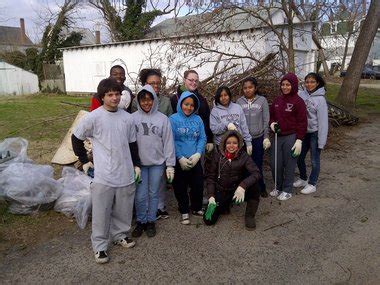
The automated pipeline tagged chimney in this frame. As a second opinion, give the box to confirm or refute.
[95,30,100,44]
[20,18,26,45]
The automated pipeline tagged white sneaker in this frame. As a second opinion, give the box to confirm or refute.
[277,192,292,201]
[300,184,316,194]
[293,179,308,188]
[95,251,109,264]
[181,213,190,225]
[113,237,136,248]
[269,189,281,197]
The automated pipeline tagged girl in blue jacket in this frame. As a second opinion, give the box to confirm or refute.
[169,91,206,225]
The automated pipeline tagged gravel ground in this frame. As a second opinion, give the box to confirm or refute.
[1,116,379,284]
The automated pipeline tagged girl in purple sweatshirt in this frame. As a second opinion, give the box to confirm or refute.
[269,73,307,201]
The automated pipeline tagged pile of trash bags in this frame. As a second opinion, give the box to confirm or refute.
[0,137,91,229]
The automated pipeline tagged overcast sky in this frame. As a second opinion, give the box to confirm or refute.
[0,0,189,44]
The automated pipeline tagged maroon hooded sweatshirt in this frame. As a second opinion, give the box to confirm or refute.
[269,73,307,140]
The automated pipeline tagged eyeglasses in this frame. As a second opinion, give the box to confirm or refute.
[186,78,199,84]
[147,81,160,86]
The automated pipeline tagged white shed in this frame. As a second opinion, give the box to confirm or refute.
[0,61,39,95]
[62,7,316,94]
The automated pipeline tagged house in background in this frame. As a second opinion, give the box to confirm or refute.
[0,18,35,53]
[61,6,316,94]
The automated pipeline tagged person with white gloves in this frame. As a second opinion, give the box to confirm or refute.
[131,85,176,238]
[210,86,252,156]
[236,77,271,198]
[72,78,140,264]
[204,130,261,230]
[169,92,206,225]
[294,73,329,195]
[269,73,307,201]
[131,68,174,220]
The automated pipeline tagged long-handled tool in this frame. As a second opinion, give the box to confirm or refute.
[274,132,278,192]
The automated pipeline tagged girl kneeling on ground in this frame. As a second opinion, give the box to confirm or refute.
[204,130,261,230]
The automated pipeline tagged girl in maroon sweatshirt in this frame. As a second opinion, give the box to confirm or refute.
[269,73,307,201]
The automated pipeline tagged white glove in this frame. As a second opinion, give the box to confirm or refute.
[118,90,131,110]
[263,138,271,150]
[291,139,302,157]
[179,157,192,171]
[206,143,214,153]
[208,197,216,205]
[227,123,237,131]
[189,153,201,167]
[82,161,93,174]
[246,145,252,156]
[166,166,175,183]
[233,186,245,204]
[134,166,141,183]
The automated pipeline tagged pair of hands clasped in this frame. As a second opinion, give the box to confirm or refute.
[178,153,201,171]
[133,166,175,184]
[204,186,246,220]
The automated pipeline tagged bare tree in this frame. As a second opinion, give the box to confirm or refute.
[89,0,177,41]
[336,0,380,108]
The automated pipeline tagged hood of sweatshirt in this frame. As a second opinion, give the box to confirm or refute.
[136,84,158,115]
[280,73,299,96]
[176,91,200,117]
[309,86,326,97]
[219,130,244,155]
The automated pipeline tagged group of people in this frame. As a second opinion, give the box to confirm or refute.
[71,65,328,264]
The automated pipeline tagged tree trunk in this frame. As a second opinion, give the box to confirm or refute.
[341,34,351,71]
[336,0,380,108]
[312,32,330,77]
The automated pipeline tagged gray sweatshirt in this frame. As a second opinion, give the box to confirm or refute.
[210,102,252,146]
[131,85,176,166]
[298,87,329,149]
[236,95,270,139]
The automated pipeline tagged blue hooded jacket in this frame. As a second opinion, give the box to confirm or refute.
[169,91,206,159]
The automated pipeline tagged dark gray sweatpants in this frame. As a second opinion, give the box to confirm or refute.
[90,182,135,252]
[270,133,297,194]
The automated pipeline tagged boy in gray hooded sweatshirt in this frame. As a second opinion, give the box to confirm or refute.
[293,73,328,195]
[131,85,176,238]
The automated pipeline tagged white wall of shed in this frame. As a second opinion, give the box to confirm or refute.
[0,62,39,95]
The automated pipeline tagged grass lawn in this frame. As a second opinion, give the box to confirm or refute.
[0,93,89,251]
[326,83,380,116]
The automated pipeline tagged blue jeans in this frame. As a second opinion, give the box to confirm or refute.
[297,132,321,186]
[251,135,266,192]
[135,164,165,223]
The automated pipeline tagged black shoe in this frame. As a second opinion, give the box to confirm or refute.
[156,209,169,220]
[245,200,259,231]
[146,222,156,237]
[95,251,109,264]
[132,222,146,238]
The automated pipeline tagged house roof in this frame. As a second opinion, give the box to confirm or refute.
[61,27,97,45]
[61,5,312,51]
[144,6,282,38]
[0,26,34,46]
